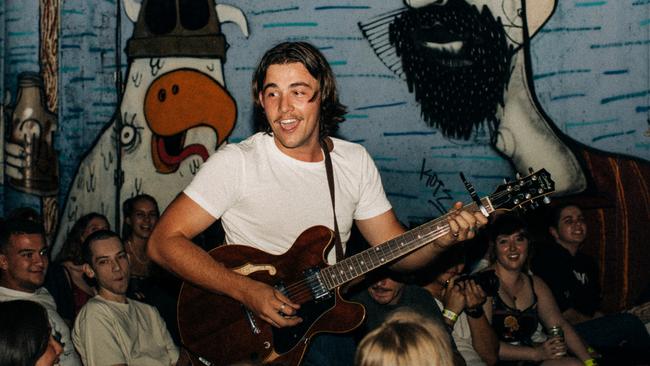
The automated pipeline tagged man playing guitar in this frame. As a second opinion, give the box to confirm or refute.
[148,41,487,364]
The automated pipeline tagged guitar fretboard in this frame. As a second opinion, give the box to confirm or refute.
[319,198,494,290]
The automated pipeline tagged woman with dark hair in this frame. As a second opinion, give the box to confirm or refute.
[482,213,592,366]
[122,194,159,282]
[0,300,63,366]
[121,194,180,342]
[44,212,108,324]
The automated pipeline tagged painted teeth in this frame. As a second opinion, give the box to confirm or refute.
[422,41,463,54]
[280,119,297,125]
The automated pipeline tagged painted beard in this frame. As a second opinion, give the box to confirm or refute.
[388,0,512,140]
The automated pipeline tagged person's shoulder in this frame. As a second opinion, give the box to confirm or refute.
[575,250,596,263]
[214,133,270,159]
[403,284,437,304]
[199,135,263,170]
[330,137,375,167]
[128,298,165,319]
[79,296,112,312]
[331,137,368,154]
[75,296,116,329]
[128,297,156,311]
[530,274,552,292]
[533,240,565,261]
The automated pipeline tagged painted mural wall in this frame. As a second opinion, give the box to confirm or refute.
[1,0,649,305]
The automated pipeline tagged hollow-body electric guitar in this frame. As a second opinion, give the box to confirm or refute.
[178,169,555,366]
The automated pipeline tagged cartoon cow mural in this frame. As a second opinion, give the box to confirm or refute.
[50,0,249,253]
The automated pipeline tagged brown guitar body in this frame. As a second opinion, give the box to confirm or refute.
[177,226,366,366]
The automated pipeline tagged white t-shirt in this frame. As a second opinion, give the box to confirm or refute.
[73,295,179,366]
[435,298,486,366]
[0,286,81,366]
[185,132,392,263]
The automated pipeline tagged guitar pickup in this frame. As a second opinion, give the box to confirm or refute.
[304,268,331,301]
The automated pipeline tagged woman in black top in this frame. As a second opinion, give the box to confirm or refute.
[482,214,591,365]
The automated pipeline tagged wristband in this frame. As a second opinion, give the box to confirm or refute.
[442,309,459,323]
[465,306,484,318]
[584,358,597,366]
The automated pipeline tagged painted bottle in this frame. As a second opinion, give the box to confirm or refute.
[9,72,58,196]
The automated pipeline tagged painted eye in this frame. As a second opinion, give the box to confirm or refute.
[121,125,136,146]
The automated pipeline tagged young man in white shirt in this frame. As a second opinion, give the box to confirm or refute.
[148,41,487,365]
[72,230,178,366]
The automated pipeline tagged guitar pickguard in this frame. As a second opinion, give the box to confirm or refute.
[272,292,336,354]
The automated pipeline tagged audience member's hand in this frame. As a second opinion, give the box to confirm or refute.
[443,276,466,314]
[463,279,487,309]
[536,337,567,361]
[240,279,301,328]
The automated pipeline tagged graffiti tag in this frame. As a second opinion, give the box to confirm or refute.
[420,158,453,215]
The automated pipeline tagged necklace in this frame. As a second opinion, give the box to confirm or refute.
[500,274,523,308]
[126,240,149,265]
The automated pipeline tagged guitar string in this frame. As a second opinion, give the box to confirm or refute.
[277,187,548,303]
[280,222,454,304]
[279,200,486,301]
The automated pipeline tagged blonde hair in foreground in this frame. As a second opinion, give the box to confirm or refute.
[355,308,454,366]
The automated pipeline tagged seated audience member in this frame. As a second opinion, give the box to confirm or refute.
[72,229,178,365]
[483,213,592,366]
[122,194,159,286]
[122,193,181,342]
[353,270,444,332]
[351,270,466,366]
[355,308,454,366]
[0,299,64,366]
[0,219,81,366]
[532,203,650,359]
[422,246,499,366]
[44,212,108,324]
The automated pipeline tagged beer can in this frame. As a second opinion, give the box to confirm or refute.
[548,326,566,356]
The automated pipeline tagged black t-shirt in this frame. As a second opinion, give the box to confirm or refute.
[531,241,601,316]
[351,284,445,334]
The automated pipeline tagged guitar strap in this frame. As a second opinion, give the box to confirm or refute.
[321,138,345,262]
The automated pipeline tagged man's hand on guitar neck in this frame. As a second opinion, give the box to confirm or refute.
[239,277,302,328]
[436,201,488,248]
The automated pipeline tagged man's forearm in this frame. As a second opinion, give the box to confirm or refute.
[148,233,251,302]
[467,315,499,366]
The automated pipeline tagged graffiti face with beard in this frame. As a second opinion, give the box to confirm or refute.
[389,0,512,140]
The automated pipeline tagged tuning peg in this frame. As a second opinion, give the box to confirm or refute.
[528,167,534,174]
[516,172,522,180]
[543,196,551,204]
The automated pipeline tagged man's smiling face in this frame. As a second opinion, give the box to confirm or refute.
[0,233,49,292]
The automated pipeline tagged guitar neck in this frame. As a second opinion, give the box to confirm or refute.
[320,197,494,290]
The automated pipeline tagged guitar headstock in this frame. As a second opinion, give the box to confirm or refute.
[488,169,555,212]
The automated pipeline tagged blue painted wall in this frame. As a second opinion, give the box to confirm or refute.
[2,0,649,228]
